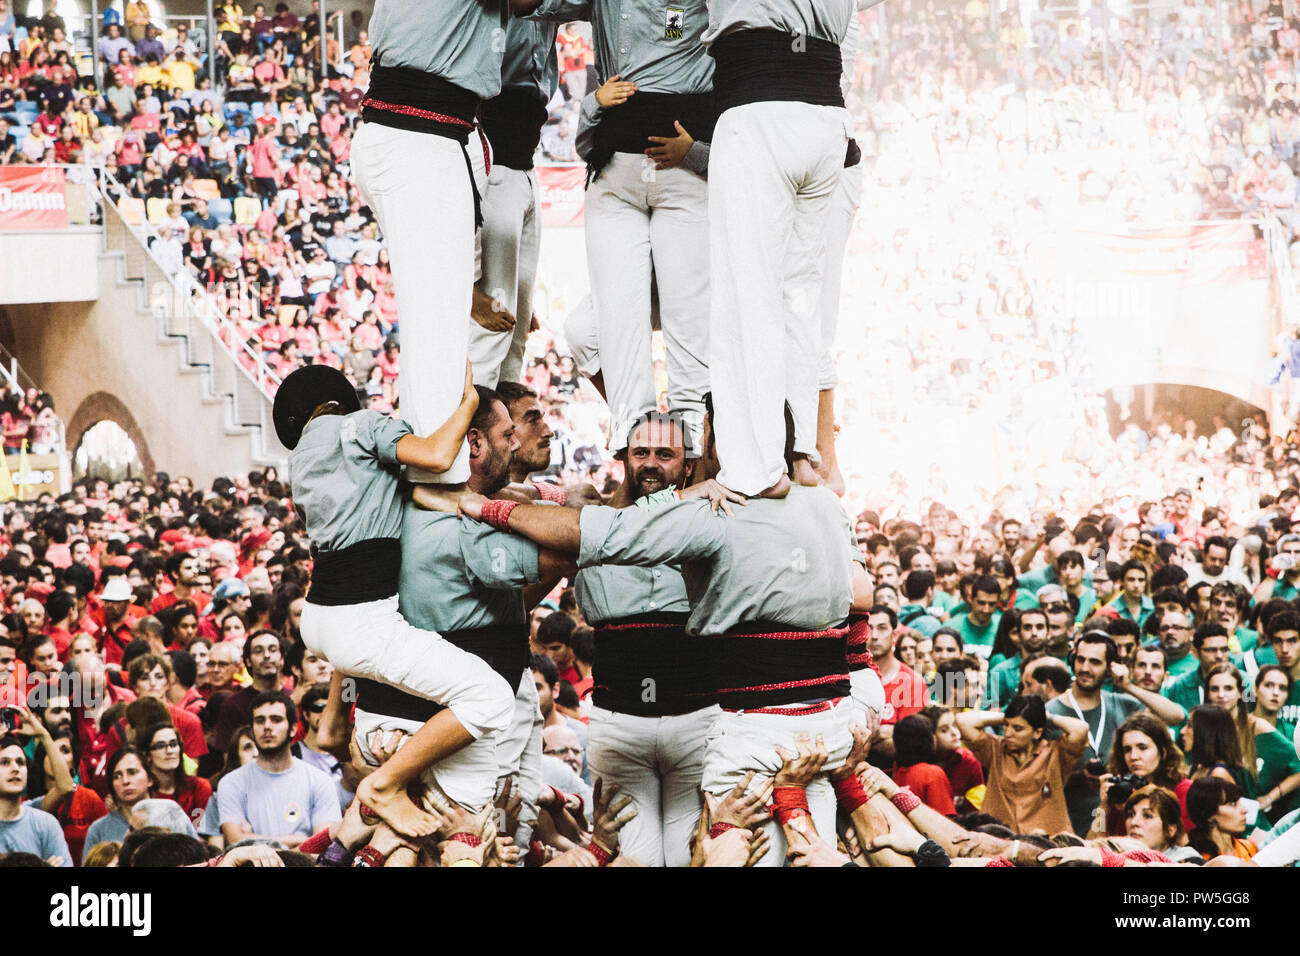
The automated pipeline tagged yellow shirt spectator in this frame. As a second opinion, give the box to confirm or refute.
[164,57,196,91]
[70,110,100,140]
[136,61,166,88]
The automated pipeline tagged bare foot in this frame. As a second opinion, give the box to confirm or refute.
[356,774,441,839]
[471,285,516,332]
[758,474,791,499]
[816,459,845,497]
[792,459,821,488]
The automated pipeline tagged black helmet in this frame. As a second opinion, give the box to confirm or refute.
[272,365,361,450]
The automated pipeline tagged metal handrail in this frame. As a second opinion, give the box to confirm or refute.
[91,167,283,402]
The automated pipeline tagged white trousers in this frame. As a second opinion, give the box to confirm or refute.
[701,698,854,867]
[472,165,540,387]
[351,122,475,484]
[586,703,718,867]
[584,152,710,451]
[300,598,515,809]
[564,294,600,379]
[818,160,862,391]
[708,102,851,494]
[494,669,544,849]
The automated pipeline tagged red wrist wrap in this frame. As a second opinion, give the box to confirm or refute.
[585,841,613,866]
[299,828,333,856]
[770,786,811,826]
[890,788,921,814]
[708,822,740,840]
[352,845,386,868]
[448,832,482,849]
[481,498,519,532]
[833,775,869,813]
[525,840,546,868]
[1099,846,1125,868]
[533,481,567,505]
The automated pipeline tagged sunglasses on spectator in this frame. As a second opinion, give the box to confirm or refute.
[150,739,181,751]
[308,702,327,713]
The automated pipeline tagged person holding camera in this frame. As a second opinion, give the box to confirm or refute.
[1253,533,1300,604]
[1046,630,1187,835]
[1088,712,1186,838]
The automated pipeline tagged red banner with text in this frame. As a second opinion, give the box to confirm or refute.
[0,166,69,230]
[537,164,585,228]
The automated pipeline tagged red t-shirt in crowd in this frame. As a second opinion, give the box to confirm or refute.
[159,775,213,828]
[893,762,957,816]
[35,786,107,865]
[880,662,928,724]
[150,588,212,616]
[941,746,985,801]
[166,702,209,759]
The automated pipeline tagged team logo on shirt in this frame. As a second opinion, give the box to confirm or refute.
[664,7,684,39]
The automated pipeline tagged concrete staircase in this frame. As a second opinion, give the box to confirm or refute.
[99,195,288,475]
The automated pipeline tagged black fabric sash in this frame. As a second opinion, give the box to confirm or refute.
[306,537,400,606]
[587,91,718,183]
[592,612,714,716]
[703,621,850,710]
[710,29,843,114]
[480,88,549,171]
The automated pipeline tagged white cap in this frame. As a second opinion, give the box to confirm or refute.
[100,578,133,602]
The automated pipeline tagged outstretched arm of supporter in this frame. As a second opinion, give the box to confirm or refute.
[461,496,583,552]
[859,765,976,858]
[20,707,74,811]
[1109,662,1185,726]
[394,363,478,475]
[462,493,723,568]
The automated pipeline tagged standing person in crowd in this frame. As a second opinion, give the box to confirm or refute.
[700,0,854,499]
[890,714,956,815]
[1092,712,1186,838]
[957,695,1089,834]
[472,17,558,389]
[1203,663,1300,820]
[919,705,984,812]
[82,746,151,861]
[1185,777,1258,860]
[1122,785,1201,862]
[0,733,71,865]
[351,0,510,491]
[216,692,340,847]
[1046,630,1185,835]
[140,722,212,828]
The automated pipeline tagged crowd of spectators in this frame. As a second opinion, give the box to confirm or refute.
[5,1,1300,869]
[0,383,59,456]
[831,0,1300,521]
[0,456,1300,866]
